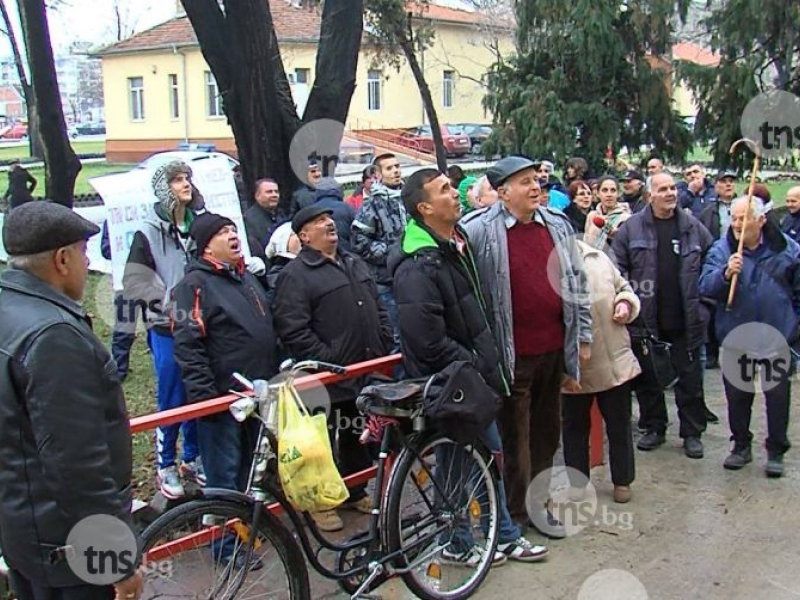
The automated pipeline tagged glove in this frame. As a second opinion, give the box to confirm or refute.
[245,256,266,277]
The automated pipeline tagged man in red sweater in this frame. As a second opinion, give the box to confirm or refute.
[462,156,593,539]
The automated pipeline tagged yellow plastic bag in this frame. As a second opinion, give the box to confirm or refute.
[277,383,349,512]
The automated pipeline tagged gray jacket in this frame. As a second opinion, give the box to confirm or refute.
[461,202,592,380]
[351,181,406,284]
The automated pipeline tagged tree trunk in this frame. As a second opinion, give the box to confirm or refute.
[17,0,80,207]
[184,0,364,213]
[400,38,447,171]
[0,0,43,159]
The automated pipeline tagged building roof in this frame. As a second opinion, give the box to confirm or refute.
[99,1,492,56]
[672,41,720,67]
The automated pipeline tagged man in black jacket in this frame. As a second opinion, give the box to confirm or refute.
[272,205,393,532]
[3,162,36,211]
[243,178,287,260]
[614,172,713,459]
[172,213,279,495]
[0,202,142,600]
[390,169,549,565]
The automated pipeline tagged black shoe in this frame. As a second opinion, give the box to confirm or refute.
[637,431,666,451]
[705,358,719,370]
[723,446,752,470]
[683,436,704,459]
[705,408,719,424]
[765,454,784,478]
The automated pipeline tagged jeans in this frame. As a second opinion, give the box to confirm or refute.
[149,330,199,469]
[110,291,144,379]
[377,284,400,353]
[9,570,114,600]
[444,421,521,552]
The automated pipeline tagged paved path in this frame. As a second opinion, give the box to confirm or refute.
[309,369,800,599]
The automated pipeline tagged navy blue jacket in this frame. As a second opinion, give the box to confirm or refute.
[780,211,800,245]
[678,179,717,218]
[699,221,800,347]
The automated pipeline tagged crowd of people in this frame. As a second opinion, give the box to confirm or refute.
[1,146,799,597]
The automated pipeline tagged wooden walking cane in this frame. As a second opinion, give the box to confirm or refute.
[726,138,762,310]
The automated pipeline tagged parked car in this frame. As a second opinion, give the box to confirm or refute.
[136,150,240,171]
[457,123,493,154]
[0,124,28,140]
[75,121,106,136]
[339,138,375,164]
[397,124,471,157]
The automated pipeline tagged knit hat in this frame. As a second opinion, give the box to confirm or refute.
[458,176,477,205]
[266,222,297,259]
[189,212,235,256]
[3,201,100,255]
[151,160,194,215]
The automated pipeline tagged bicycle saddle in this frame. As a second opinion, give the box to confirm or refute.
[356,380,426,416]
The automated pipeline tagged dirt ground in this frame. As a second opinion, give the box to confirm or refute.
[309,370,800,600]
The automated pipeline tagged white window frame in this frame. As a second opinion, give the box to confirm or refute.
[205,71,223,118]
[128,76,144,121]
[367,70,382,111]
[168,73,179,120]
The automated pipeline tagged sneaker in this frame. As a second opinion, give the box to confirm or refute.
[342,495,372,514]
[497,537,548,563]
[683,436,704,459]
[441,545,507,568]
[723,446,752,470]
[157,465,185,500]
[637,431,666,451]
[613,485,632,504]
[180,457,207,486]
[310,509,343,532]
[529,508,567,539]
[765,454,784,478]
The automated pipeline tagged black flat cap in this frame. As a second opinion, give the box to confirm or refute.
[3,201,100,256]
[486,156,537,190]
[715,170,737,182]
[292,205,333,234]
[622,169,645,182]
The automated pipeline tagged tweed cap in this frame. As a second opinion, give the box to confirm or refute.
[3,201,100,256]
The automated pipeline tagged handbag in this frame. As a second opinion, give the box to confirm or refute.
[423,361,500,444]
[630,334,678,392]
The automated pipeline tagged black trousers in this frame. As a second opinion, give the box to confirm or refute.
[562,381,635,486]
[636,331,707,438]
[328,396,372,501]
[9,570,114,600]
[705,304,719,364]
[723,374,791,456]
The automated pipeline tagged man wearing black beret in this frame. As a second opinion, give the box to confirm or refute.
[0,202,143,599]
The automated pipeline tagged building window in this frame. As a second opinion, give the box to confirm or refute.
[128,76,144,121]
[443,70,454,108]
[205,71,222,117]
[295,68,310,84]
[168,74,179,120]
[367,70,381,111]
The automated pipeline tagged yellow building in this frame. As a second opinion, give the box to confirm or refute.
[98,1,515,162]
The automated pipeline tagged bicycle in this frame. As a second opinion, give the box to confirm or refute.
[139,360,502,600]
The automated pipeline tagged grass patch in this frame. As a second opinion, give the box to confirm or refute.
[21,162,135,196]
[0,140,106,162]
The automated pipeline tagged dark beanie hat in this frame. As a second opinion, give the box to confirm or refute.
[189,212,235,256]
[3,201,100,255]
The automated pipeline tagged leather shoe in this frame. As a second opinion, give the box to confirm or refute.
[723,446,752,470]
[683,436,704,459]
[705,408,720,424]
[613,485,631,504]
[765,454,784,478]
[637,430,665,451]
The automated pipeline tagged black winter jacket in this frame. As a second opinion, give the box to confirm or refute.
[389,219,507,395]
[0,269,136,586]
[699,201,725,240]
[272,246,393,397]
[243,204,287,260]
[613,205,713,349]
[172,259,279,402]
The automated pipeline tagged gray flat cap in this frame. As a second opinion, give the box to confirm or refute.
[3,201,100,255]
[486,156,538,190]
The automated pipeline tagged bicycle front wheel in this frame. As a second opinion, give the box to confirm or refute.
[140,498,310,600]
[385,433,500,600]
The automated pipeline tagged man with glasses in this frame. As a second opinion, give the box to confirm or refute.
[679,164,717,218]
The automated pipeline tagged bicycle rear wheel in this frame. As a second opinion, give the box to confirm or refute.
[385,433,500,600]
[140,499,310,600]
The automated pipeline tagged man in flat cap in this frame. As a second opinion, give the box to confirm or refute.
[0,202,143,599]
[462,156,592,539]
[123,159,205,500]
[272,205,393,532]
